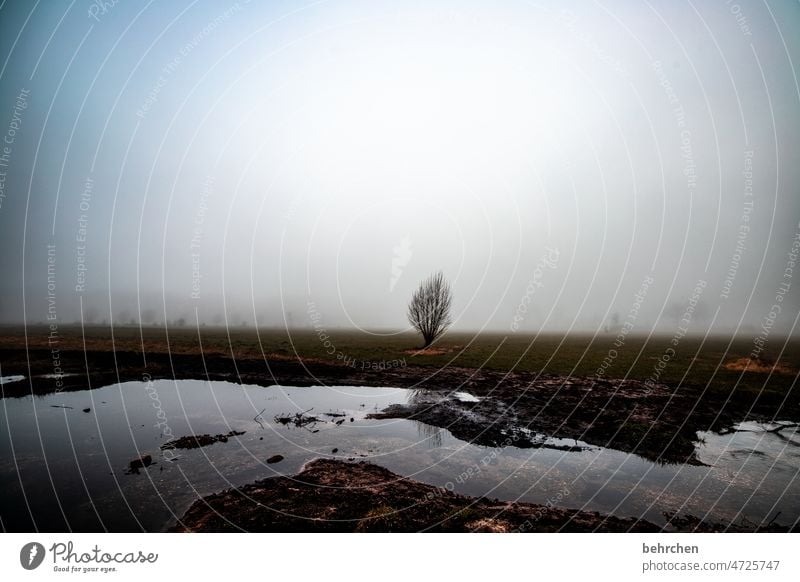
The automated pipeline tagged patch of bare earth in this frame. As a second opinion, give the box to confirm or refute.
[172,459,659,532]
[404,345,463,357]
[724,357,796,375]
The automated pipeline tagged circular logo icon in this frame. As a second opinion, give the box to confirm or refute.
[20,542,45,570]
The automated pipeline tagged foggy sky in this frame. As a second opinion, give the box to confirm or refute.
[0,0,799,337]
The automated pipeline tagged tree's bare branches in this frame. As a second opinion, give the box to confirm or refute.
[407,271,453,348]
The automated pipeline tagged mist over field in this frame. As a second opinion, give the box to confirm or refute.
[0,0,798,338]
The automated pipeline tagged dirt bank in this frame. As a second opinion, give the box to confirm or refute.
[172,459,660,532]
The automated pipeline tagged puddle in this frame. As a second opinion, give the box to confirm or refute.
[453,391,481,403]
[0,375,25,385]
[0,380,797,532]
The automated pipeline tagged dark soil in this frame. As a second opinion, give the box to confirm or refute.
[161,430,245,451]
[171,459,661,532]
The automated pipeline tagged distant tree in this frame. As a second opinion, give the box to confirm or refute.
[407,271,453,348]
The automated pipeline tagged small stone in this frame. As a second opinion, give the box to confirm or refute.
[82,408,91,413]
[266,454,284,464]
[331,448,338,453]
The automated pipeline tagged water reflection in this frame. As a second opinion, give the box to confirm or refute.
[414,420,444,448]
[0,380,797,532]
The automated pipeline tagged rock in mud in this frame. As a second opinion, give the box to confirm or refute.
[161,430,245,450]
[128,455,152,474]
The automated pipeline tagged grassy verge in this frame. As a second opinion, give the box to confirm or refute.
[1,325,797,397]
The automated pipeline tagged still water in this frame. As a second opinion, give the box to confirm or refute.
[1,380,797,531]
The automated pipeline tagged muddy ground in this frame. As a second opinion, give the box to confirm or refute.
[172,459,795,532]
[172,458,661,532]
[2,342,796,465]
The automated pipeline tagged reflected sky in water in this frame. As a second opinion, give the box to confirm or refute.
[1,380,797,531]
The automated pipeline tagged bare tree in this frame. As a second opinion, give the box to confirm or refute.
[407,271,453,348]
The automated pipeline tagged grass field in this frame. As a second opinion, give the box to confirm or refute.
[2,325,797,398]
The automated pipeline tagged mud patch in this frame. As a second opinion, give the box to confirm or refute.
[172,459,660,532]
[161,430,245,451]
[404,345,463,356]
[724,357,796,375]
